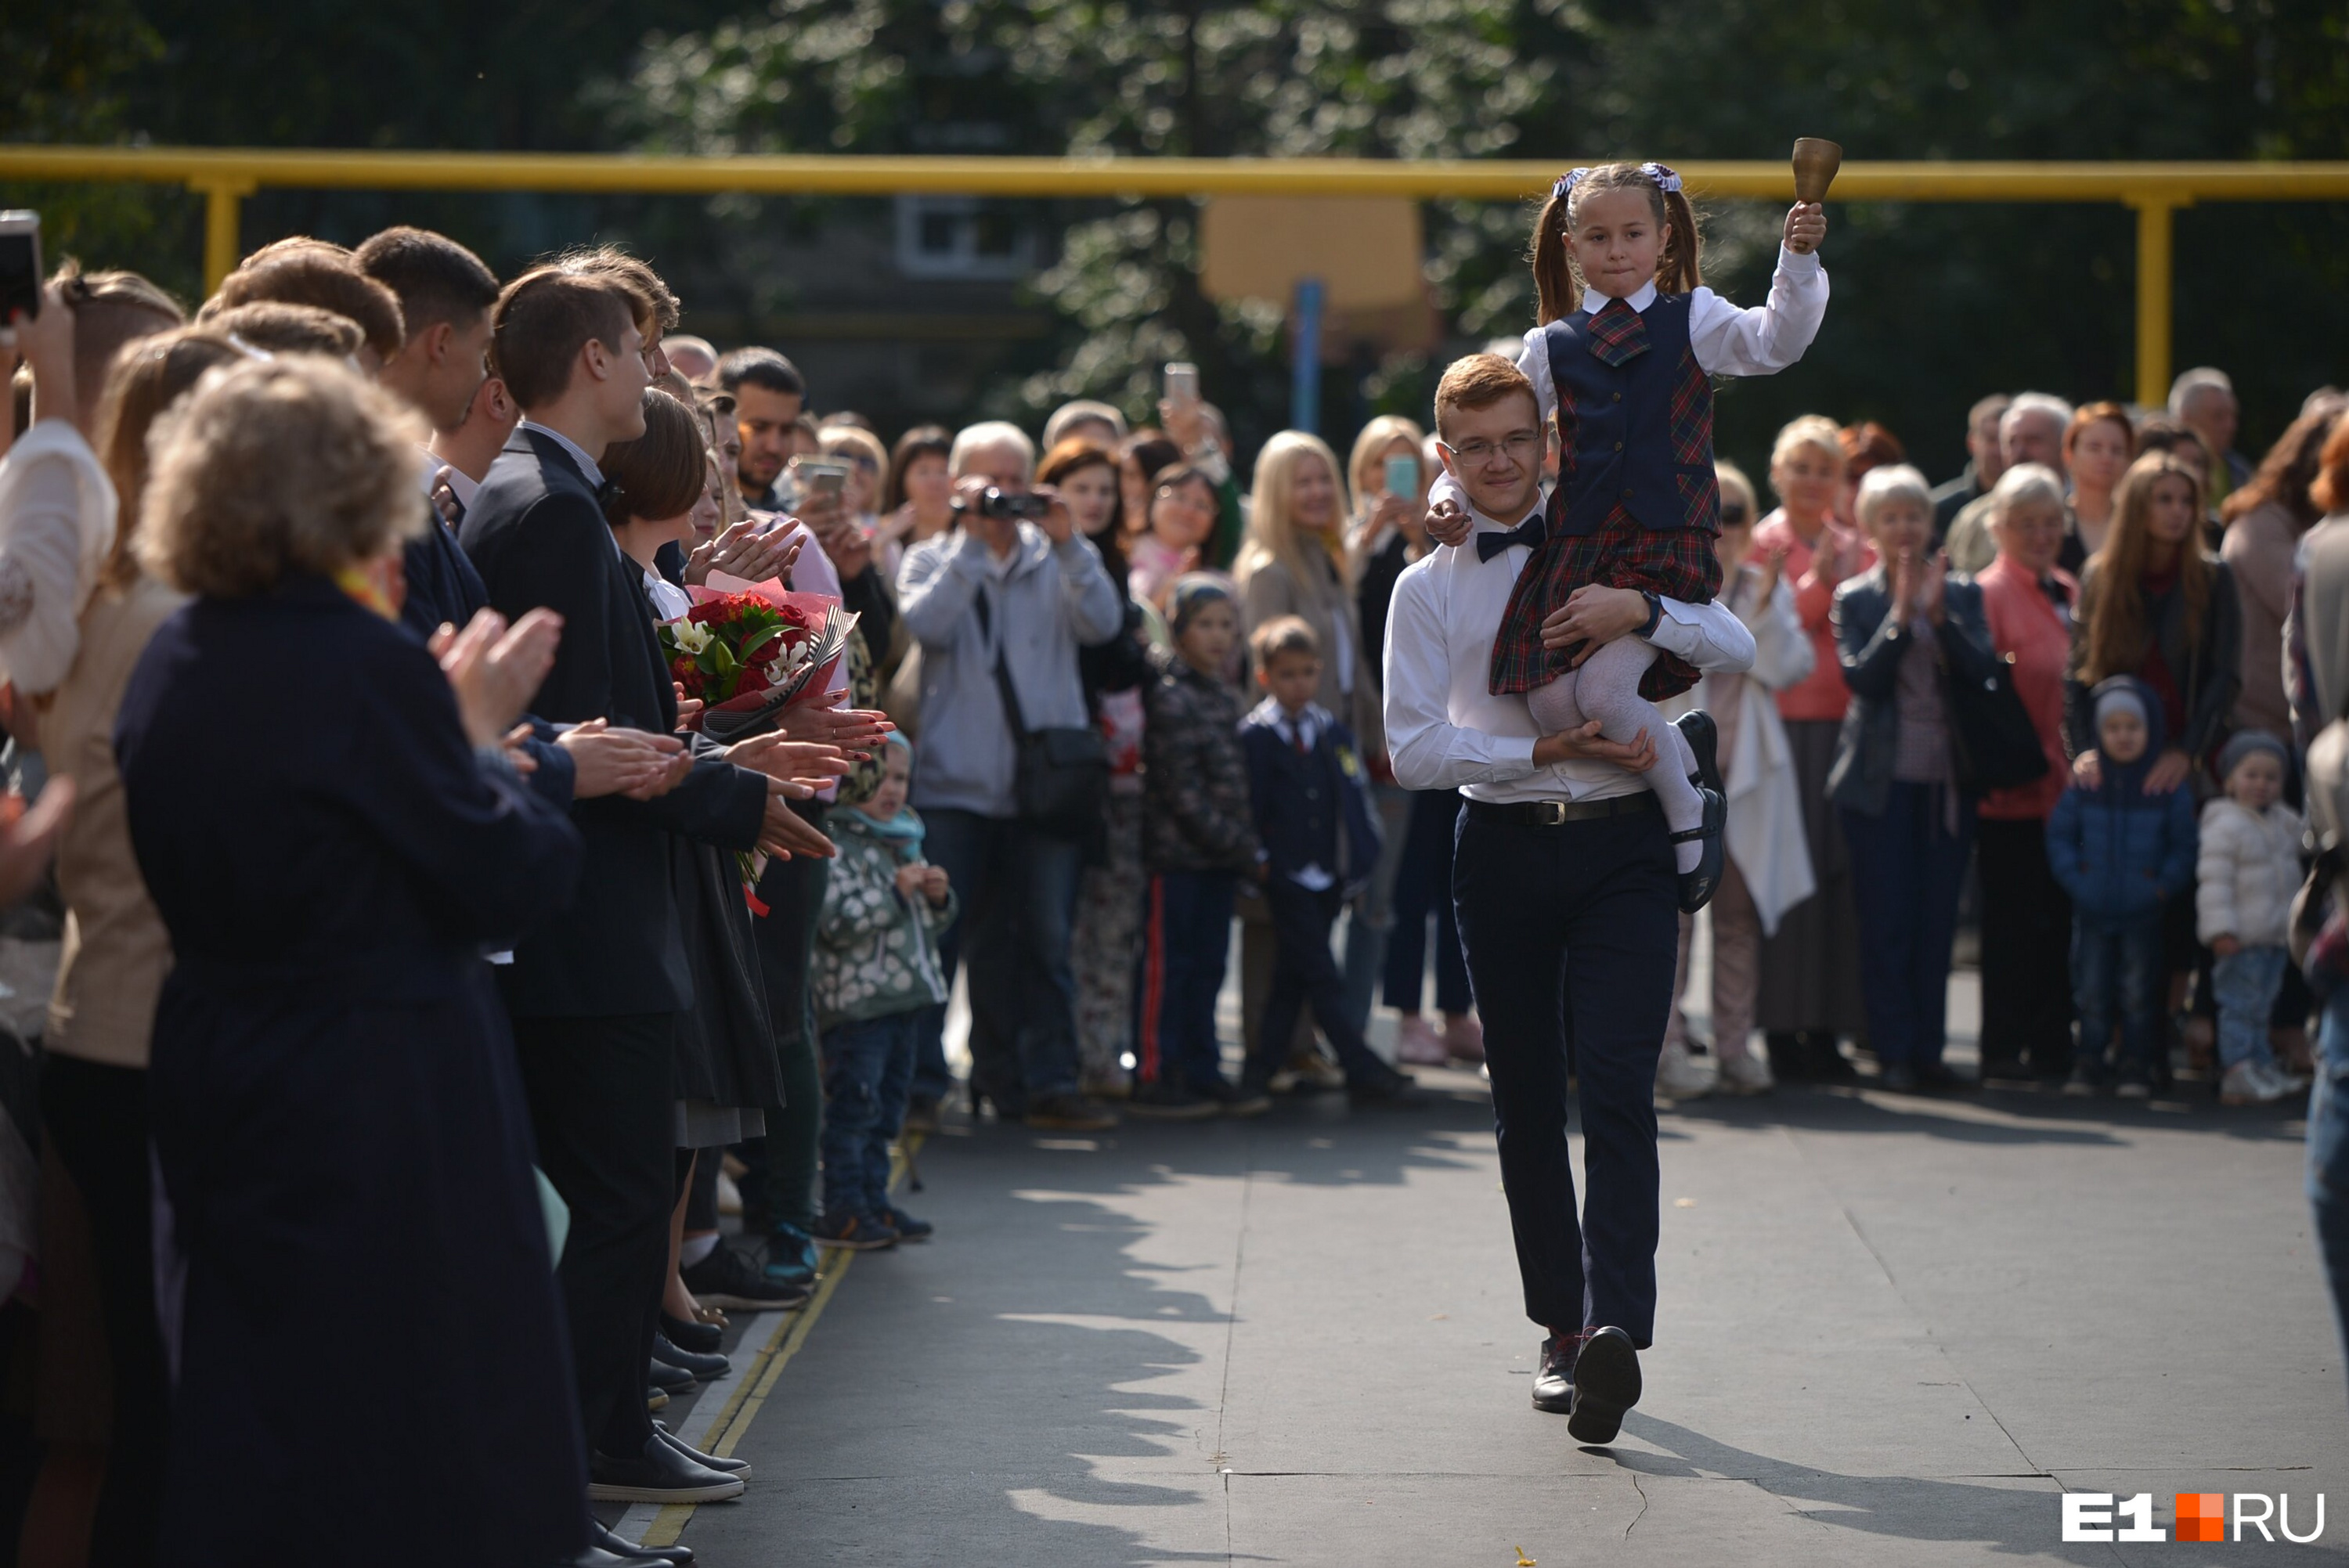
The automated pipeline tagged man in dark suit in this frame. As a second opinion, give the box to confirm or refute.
[460,265,829,1512]
[1236,615,1418,1108]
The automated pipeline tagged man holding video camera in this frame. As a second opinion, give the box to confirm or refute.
[896,420,1125,1132]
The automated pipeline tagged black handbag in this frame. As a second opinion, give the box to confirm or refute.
[976,592,1107,838]
[1946,651,2051,792]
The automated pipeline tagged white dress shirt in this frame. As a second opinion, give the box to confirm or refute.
[1517,246,1828,421]
[516,420,604,487]
[1382,497,1755,804]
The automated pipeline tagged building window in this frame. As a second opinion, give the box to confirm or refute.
[895,196,1033,280]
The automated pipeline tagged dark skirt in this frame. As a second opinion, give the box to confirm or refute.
[672,837,785,1120]
[1755,717,1870,1036]
[148,958,586,1567]
[1490,509,1719,701]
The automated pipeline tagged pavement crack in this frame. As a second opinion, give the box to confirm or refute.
[1626,1472,1649,1539]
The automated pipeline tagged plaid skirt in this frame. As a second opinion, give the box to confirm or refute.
[1488,508,1720,701]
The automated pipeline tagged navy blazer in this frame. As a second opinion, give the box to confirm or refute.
[460,427,768,1018]
[1238,700,1382,892]
[1826,568,2001,816]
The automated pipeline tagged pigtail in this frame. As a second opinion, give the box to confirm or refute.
[1531,193,1577,326]
[1658,188,1705,294]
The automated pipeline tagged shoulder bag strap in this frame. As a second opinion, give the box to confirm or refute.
[972,588,1030,741]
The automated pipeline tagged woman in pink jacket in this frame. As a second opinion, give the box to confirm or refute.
[1973,464,2079,1083]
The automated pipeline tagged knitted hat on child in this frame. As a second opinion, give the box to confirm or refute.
[1167,573,1235,637]
[2091,680,2149,734]
[2217,728,2289,784]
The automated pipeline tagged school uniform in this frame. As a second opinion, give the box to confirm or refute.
[1237,699,1387,1088]
[1383,488,1756,1346]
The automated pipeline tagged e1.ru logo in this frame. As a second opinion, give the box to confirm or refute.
[2062,1491,2326,1543]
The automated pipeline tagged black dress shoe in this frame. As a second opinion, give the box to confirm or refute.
[1913,1062,1972,1092]
[589,1435,746,1504]
[1565,1325,1641,1444]
[588,1516,695,1564]
[1880,1062,1918,1092]
[1804,1033,1860,1083]
[1347,1068,1424,1108]
[659,1310,723,1356]
[651,1332,731,1382]
[656,1421,751,1477]
[1674,708,1722,795]
[1673,786,1727,914]
[646,1358,696,1394]
[1532,1332,1580,1414]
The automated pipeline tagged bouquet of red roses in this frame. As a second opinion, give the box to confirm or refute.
[658,581,857,743]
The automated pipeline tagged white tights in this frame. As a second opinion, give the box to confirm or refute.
[1525,637,1705,872]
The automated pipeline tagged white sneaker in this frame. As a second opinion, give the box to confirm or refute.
[1655,1039,1711,1099]
[2220,1060,2297,1105]
[1394,1015,1448,1066]
[1716,1050,1775,1096]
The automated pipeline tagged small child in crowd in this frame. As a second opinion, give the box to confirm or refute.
[1238,617,1418,1107]
[2047,677,2199,1097]
[1131,575,1265,1119]
[2196,730,2314,1105]
[813,734,954,1248]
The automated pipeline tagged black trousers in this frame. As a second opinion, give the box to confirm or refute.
[513,1013,674,1457]
[1452,802,1677,1345]
[41,1054,167,1567]
[1976,817,2074,1076]
[1251,881,1387,1086]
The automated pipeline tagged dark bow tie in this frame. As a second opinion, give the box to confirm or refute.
[595,478,622,510]
[1478,514,1547,562]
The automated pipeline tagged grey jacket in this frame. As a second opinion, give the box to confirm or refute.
[896,522,1124,817]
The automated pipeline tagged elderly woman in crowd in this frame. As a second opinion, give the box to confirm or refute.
[2062,401,2136,568]
[1972,463,2080,1083]
[1828,464,2001,1092]
[897,420,1125,1131]
[1658,460,1814,1098]
[114,355,587,1565]
[1752,415,1873,1081]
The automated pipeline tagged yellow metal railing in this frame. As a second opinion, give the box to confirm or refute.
[5,146,2347,406]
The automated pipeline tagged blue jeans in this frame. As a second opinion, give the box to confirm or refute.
[819,1012,918,1219]
[2212,945,2288,1072]
[911,808,1086,1109]
[2071,914,2166,1079]
[1839,782,1976,1070]
[1135,870,1237,1090]
[2308,984,2349,1401]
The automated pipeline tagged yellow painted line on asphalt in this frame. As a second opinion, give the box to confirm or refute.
[635,1131,925,1551]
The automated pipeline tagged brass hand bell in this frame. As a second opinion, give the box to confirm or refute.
[1792,138,1843,204]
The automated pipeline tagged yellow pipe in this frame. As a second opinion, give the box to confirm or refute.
[2131,196,2183,412]
[196,179,254,294]
[2,146,2348,202]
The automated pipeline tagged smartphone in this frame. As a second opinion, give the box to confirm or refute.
[0,213,41,348]
[1164,361,1200,406]
[1384,454,1420,499]
[794,459,849,497]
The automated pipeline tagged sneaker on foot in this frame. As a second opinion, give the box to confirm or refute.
[1123,1081,1218,1120]
[1394,1015,1448,1066]
[1193,1076,1273,1117]
[1027,1093,1119,1132]
[761,1222,818,1294]
[812,1211,900,1251]
[2114,1069,2152,1099]
[683,1239,808,1310]
[1717,1051,1775,1095]
[1442,1012,1486,1065]
[2220,1059,2298,1105]
[2064,1061,2102,1097]
[1347,1067,1424,1108]
[879,1204,933,1242]
[1655,1039,1711,1099]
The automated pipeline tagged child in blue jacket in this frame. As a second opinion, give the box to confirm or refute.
[2046,676,2199,1096]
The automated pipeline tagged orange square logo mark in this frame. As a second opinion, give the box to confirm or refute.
[2176,1492,2226,1543]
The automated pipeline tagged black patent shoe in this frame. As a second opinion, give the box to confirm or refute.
[1672,786,1727,914]
[646,1358,695,1395]
[659,1310,723,1356]
[1674,708,1722,795]
[651,1332,731,1382]
[587,1516,695,1563]
[1565,1325,1642,1444]
[1532,1332,1582,1414]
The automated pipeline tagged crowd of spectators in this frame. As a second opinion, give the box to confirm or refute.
[0,213,2344,1568]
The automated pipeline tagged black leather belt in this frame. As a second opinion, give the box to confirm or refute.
[1464,792,1661,827]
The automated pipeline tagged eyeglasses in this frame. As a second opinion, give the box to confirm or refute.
[1443,432,1542,463]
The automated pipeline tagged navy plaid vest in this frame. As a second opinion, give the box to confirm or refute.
[1540,293,1721,538]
